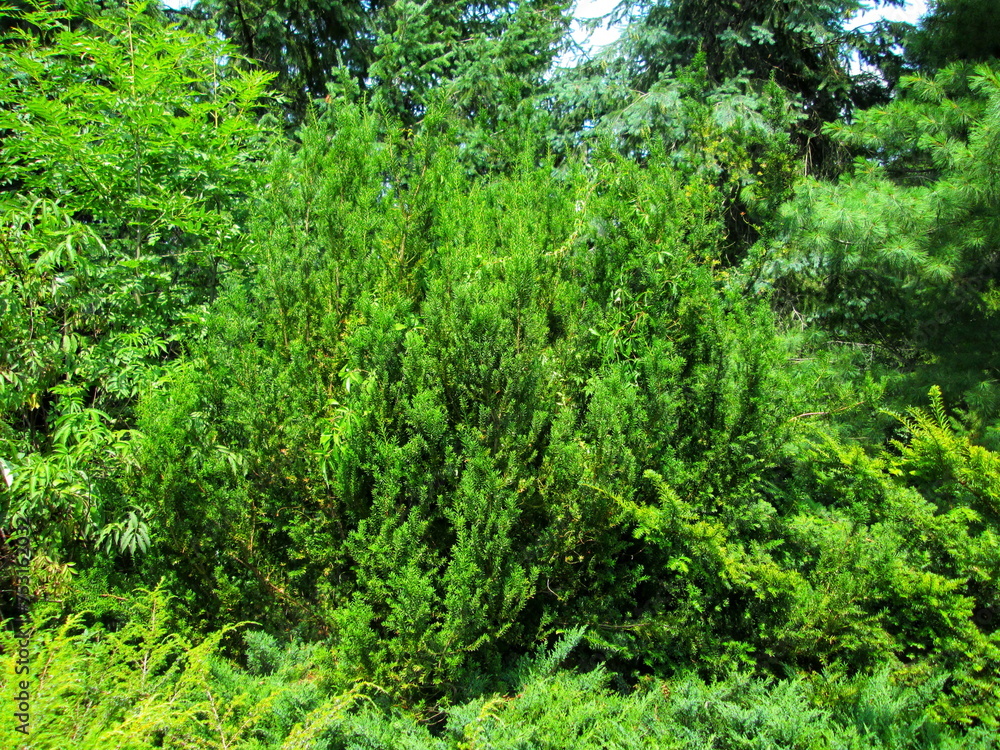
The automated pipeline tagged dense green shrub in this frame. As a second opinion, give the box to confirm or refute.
[774,388,1000,726]
[128,102,788,698]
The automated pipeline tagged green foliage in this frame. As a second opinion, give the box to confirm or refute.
[3,3,999,744]
[0,585,370,750]
[547,54,803,265]
[189,0,390,118]
[889,386,1000,520]
[370,0,569,126]
[607,0,905,105]
[0,0,274,556]
[129,100,788,698]
[760,60,1000,409]
[549,0,910,173]
[6,611,996,748]
[776,386,1000,726]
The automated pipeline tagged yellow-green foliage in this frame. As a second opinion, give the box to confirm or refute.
[6,613,998,749]
[0,587,366,750]
[780,387,1000,726]
[890,386,1000,520]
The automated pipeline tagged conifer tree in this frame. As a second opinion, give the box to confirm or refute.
[907,0,1000,70]
[191,0,571,123]
[762,59,1000,387]
[549,0,910,173]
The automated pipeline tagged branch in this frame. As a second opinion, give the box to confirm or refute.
[788,401,863,421]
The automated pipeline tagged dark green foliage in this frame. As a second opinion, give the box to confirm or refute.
[605,0,903,113]
[760,59,1000,422]
[191,0,388,112]
[907,0,1000,71]
[192,0,571,123]
[547,57,803,265]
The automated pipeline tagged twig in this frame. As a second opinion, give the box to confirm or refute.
[788,401,863,421]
